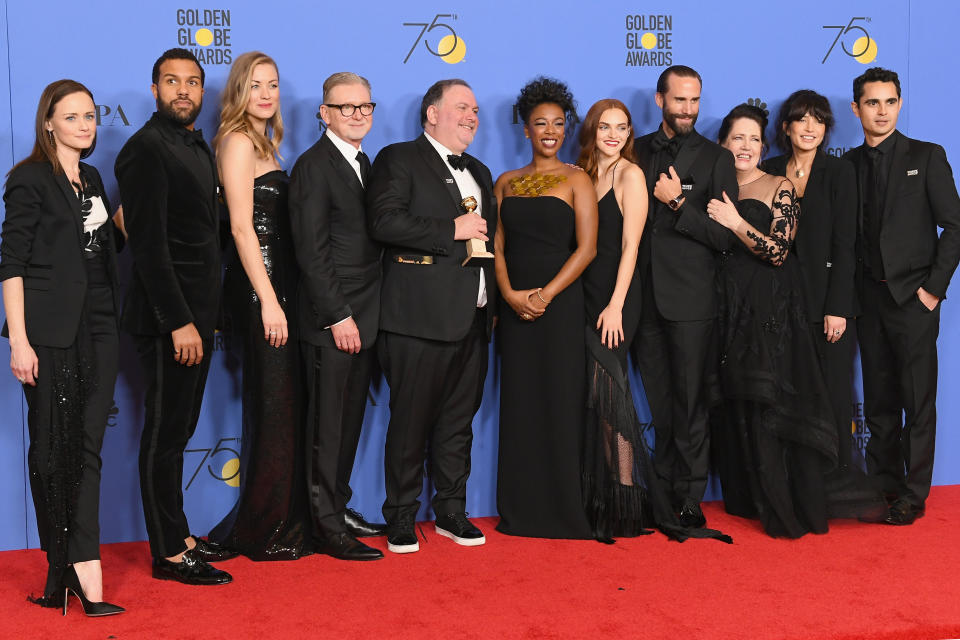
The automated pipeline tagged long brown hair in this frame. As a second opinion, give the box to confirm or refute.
[576,99,636,183]
[9,79,96,177]
[213,51,284,159]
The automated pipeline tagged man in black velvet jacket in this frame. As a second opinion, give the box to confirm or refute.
[115,48,236,584]
[844,67,960,525]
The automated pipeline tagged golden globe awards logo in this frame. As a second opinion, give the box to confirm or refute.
[176,8,233,65]
[402,14,467,64]
[625,14,673,67]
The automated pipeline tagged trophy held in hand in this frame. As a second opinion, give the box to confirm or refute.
[461,195,494,266]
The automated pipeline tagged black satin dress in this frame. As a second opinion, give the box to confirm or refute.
[712,199,883,538]
[496,196,593,539]
[208,170,311,559]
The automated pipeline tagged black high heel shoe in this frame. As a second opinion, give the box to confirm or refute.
[61,566,125,617]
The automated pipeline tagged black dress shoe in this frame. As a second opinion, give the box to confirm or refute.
[884,498,925,525]
[152,549,233,585]
[344,508,387,538]
[317,532,383,561]
[678,500,707,528]
[386,515,419,554]
[435,513,485,546]
[190,536,239,562]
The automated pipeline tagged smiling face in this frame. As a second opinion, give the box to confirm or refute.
[152,57,204,127]
[655,74,700,137]
[321,82,373,147]
[424,83,478,153]
[852,81,901,144]
[245,63,279,124]
[594,107,630,159]
[46,91,97,155]
[524,102,565,159]
[721,117,763,173]
[785,111,826,152]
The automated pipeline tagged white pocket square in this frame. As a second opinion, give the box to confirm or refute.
[907,169,918,176]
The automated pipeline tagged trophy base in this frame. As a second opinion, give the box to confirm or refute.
[462,251,494,267]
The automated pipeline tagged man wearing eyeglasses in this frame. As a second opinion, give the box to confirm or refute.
[366,79,497,554]
[289,72,384,561]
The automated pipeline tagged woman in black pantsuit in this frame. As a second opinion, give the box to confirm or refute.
[1,80,124,616]
[763,90,860,470]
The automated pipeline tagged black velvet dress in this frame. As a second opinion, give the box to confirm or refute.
[496,195,593,539]
[208,170,312,559]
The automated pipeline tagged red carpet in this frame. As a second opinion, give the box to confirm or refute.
[3,486,960,640]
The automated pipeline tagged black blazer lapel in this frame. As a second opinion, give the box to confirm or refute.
[53,172,83,241]
[415,135,463,212]
[320,135,364,196]
[882,132,909,223]
[672,132,704,180]
[805,150,829,216]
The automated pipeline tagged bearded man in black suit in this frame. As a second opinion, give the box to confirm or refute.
[366,79,497,554]
[843,67,960,525]
[289,72,384,561]
[631,65,737,527]
[115,48,235,585]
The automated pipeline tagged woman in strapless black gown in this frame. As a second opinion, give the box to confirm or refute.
[207,52,310,559]
[707,105,883,537]
[493,78,598,539]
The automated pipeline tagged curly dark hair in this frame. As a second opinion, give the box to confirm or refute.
[718,103,769,152]
[516,76,578,127]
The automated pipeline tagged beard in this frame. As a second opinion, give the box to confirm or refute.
[157,96,202,127]
[663,108,697,137]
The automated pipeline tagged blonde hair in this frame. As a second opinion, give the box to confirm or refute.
[214,51,283,159]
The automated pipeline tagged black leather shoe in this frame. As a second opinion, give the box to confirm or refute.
[435,513,485,546]
[344,508,387,538]
[884,498,925,525]
[386,515,419,554]
[678,499,707,528]
[317,532,383,561]
[190,536,239,562]
[152,549,233,585]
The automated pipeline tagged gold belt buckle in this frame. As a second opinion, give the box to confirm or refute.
[395,255,434,265]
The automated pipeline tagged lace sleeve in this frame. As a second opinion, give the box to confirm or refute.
[744,181,799,266]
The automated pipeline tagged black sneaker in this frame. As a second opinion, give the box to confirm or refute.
[386,514,419,554]
[435,513,485,546]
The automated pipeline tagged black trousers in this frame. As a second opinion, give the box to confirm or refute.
[808,322,856,468]
[302,342,374,536]
[857,278,940,506]
[25,284,118,566]
[379,310,487,523]
[134,334,212,558]
[634,277,715,504]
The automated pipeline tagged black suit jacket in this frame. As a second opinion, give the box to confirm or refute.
[289,134,381,349]
[114,113,221,337]
[634,130,738,321]
[843,130,960,306]
[764,151,859,319]
[366,134,497,342]
[1,161,121,348]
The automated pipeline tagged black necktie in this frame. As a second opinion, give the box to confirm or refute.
[356,150,371,185]
[448,154,468,171]
[863,146,885,280]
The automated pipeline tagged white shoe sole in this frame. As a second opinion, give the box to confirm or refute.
[387,540,419,554]
[435,525,486,546]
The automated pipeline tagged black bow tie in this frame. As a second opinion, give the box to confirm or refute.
[183,128,205,146]
[448,154,469,171]
[651,131,681,156]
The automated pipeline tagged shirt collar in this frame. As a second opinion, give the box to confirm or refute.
[424,131,459,160]
[325,128,363,163]
[871,130,898,155]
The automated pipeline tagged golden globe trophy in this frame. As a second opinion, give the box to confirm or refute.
[460,195,494,266]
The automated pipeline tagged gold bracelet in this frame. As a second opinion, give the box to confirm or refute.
[536,290,550,305]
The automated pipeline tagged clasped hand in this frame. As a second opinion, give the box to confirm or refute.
[507,288,547,321]
[706,192,742,230]
[653,166,683,205]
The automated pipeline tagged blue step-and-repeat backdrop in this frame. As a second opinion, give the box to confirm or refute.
[2,0,959,551]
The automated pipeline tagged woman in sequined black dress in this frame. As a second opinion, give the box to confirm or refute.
[1,80,124,614]
[206,52,311,559]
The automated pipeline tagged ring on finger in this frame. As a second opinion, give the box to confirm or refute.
[17,377,26,383]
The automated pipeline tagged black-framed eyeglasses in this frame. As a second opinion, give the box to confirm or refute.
[324,102,376,117]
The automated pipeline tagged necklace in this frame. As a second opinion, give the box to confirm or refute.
[510,172,568,197]
[790,158,809,179]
